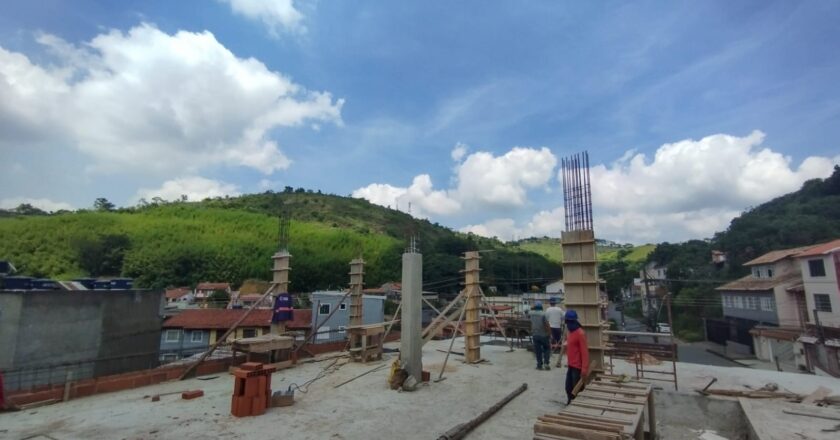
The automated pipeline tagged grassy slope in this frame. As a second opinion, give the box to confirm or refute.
[513,238,654,264]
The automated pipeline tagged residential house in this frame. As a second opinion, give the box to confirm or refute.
[228,292,273,309]
[633,262,669,313]
[159,308,311,362]
[165,287,193,305]
[310,291,385,343]
[545,279,564,296]
[795,239,840,376]
[714,246,810,356]
[193,282,231,308]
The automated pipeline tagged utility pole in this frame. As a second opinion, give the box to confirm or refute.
[643,267,653,332]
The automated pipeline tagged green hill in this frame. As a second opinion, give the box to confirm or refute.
[0,191,561,293]
[511,237,653,264]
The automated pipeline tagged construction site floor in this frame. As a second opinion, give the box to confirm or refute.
[2,336,840,440]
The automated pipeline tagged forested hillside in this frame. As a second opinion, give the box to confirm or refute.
[643,165,840,340]
[0,191,561,292]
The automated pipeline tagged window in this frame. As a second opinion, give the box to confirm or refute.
[723,295,732,308]
[733,296,744,309]
[165,329,180,342]
[242,328,257,338]
[809,259,826,277]
[746,297,757,310]
[752,268,761,278]
[339,303,347,310]
[319,303,331,315]
[814,294,833,313]
[338,326,346,334]
[760,297,775,312]
[191,331,203,343]
[766,268,773,278]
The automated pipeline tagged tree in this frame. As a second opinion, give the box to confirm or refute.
[14,203,47,215]
[94,198,116,211]
[208,289,231,308]
[73,233,131,276]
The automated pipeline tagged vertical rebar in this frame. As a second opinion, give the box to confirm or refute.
[560,152,594,232]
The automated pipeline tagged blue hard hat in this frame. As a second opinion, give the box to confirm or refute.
[533,301,543,310]
[549,297,558,304]
[565,310,578,321]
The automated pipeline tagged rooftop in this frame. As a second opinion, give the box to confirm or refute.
[196,282,231,290]
[3,337,839,439]
[797,238,840,257]
[743,246,813,266]
[716,271,800,291]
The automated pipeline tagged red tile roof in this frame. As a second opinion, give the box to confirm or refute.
[743,246,813,266]
[163,309,272,329]
[796,239,840,258]
[196,282,231,291]
[163,308,312,331]
[165,287,191,300]
[287,309,312,330]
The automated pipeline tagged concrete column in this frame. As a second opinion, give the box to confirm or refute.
[271,250,291,334]
[463,251,481,363]
[400,251,423,380]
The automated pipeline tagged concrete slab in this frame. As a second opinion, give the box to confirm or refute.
[1,335,837,440]
[740,398,840,440]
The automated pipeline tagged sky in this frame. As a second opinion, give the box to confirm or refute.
[1,0,839,244]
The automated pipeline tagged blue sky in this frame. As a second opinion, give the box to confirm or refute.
[1,1,839,243]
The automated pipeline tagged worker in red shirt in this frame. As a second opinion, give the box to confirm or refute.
[564,310,589,404]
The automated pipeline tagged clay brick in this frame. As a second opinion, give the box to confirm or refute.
[234,377,245,396]
[231,395,252,417]
[251,394,266,416]
[133,375,152,388]
[181,390,204,400]
[244,377,261,398]
[240,362,263,371]
[73,383,95,398]
[150,373,167,384]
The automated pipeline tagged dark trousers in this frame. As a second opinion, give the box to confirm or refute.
[565,367,582,404]
[550,327,563,345]
[532,335,550,367]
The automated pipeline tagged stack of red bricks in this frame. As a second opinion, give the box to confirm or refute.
[230,362,276,417]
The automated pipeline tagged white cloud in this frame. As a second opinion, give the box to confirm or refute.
[352,146,556,219]
[587,131,840,242]
[455,147,557,207]
[0,24,342,176]
[219,0,305,36]
[0,197,74,212]
[134,177,241,202]
[460,207,566,242]
[451,142,469,161]
[352,174,460,217]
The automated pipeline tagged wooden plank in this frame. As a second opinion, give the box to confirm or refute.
[534,422,621,440]
[579,390,648,404]
[555,409,635,425]
[802,386,832,405]
[576,394,647,406]
[570,401,639,414]
[541,414,626,428]
[782,409,840,421]
[586,385,650,396]
[537,416,623,434]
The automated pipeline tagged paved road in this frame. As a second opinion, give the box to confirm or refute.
[607,302,742,367]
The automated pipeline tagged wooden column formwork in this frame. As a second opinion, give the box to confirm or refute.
[347,258,367,362]
[561,229,606,373]
[463,251,482,363]
[270,250,291,335]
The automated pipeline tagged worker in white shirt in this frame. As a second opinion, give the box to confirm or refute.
[545,297,565,350]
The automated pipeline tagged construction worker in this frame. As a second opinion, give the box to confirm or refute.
[545,297,564,347]
[529,302,551,370]
[564,310,589,404]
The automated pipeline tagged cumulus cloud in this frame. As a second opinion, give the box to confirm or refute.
[352,174,460,217]
[0,24,342,175]
[460,207,566,242]
[353,146,557,219]
[134,177,241,202]
[587,131,840,242]
[0,197,74,212]
[451,142,469,161]
[455,147,557,207]
[219,0,305,36]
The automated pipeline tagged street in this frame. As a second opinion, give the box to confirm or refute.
[607,302,742,368]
